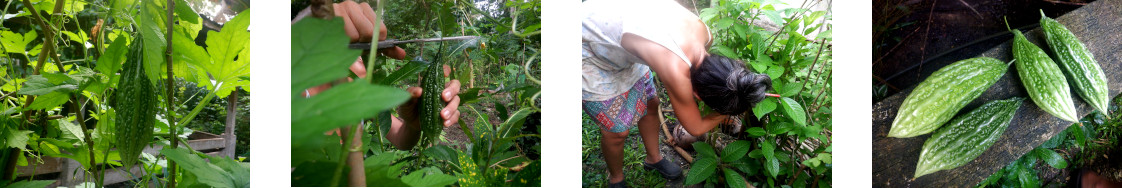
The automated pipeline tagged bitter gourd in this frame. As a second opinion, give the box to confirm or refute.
[889,57,1008,138]
[114,37,157,168]
[914,98,1022,178]
[1011,29,1078,122]
[418,59,446,147]
[1040,10,1110,115]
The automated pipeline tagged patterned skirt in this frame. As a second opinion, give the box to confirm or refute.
[582,71,657,133]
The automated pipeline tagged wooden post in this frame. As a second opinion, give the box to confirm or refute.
[223,88,239,158]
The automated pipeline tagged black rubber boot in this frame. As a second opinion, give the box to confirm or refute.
[608,180,627,188]
[643,157,683,180]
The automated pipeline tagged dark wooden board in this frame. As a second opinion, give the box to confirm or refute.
[871,0,1122,187]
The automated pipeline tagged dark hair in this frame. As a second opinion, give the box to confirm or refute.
[690,54,771,115]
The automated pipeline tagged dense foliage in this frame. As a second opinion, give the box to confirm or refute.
[290,0,540,186]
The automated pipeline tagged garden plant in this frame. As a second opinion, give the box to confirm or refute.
[0,0,251,187]
[290,0,541,187]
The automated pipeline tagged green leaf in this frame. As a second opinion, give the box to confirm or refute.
[715,18,735,30]
[781,97,807,126]
[713,45,738,59]
[500,108,535,137]
[18,75,77,95]
[699,8,720,22]
[457,88,485,105]
[95,37,129,85]
[59,31,90,47]
[753,97,777,119]
[767,122,794,135]
[174,0,199,24]
[27,0,86,14]
[1034,148,1067,169]
[722,140,751,162]
[170,24,210,84]
[693,142,716,158]
[57,119,84,141]
[161,148,237,188]
[139,0,169,84]
[750,32,768,59]
[291,18,363,95]
[204,9,251,98]
[27,92,69,110]
[684,157,718,185]
[2,127,31,150]
[401,167,458,187]
[209,156,251,188]
[7,180,55,188]
[780,81,801,97]
[766,65,785,79]
[379,61,429,85]
[1015,164,1041,188]
[746,127,767,137]
[1041,128,1068,149]
[761,142,779,177]
[423,145,459,164]
[291,82,409,147]
[0,30,35,54]
[723,167,748,188]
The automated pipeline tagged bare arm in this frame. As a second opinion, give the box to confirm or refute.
[621,33,724,137]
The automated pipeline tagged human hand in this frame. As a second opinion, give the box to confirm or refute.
[397,65,461,128]
[333,0,406,59]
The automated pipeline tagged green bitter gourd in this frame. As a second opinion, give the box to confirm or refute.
[1039,10,1110,116]
[114,37,157,168]
[1011,29,1078,122]
[914,97,1022,178]
[889,57,1008,138]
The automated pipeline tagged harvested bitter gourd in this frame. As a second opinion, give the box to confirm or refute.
[417,59,446,147]
[889,57,1008,138]
[114,37,157,168]
[1039,10,1110,115]
[914,98,1022,178]
[1011,29,1078,122]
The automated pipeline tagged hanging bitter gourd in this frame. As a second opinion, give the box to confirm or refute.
[914,98,1022,178]
[889,57,1008,138]
[1010,29,1078,122]
[114,37,157,168]
[1039,10,1110,115]
[417,58,446,147]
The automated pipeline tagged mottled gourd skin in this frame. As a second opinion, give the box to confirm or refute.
[418,60,446,147]
[1011,29,1078,122]
[1040,10,1110,115]
[914,98,1022,178]
[889,57,1008,138]
[114,38,157,168]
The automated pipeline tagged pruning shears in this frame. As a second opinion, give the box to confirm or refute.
[348,36,479,50]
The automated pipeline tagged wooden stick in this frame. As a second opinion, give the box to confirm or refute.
[658,105,694,163]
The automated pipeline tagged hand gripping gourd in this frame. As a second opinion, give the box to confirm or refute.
[889,57,1008,138]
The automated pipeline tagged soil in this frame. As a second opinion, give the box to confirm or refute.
[438,95,516,150]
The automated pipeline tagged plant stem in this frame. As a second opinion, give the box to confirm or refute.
[163,0,179,187]
[330,125,356,187]
[72,94,102,187]
[177,91,216,126]
[365,0,383,83]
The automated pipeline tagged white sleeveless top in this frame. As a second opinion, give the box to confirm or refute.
[581,0,710,101]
